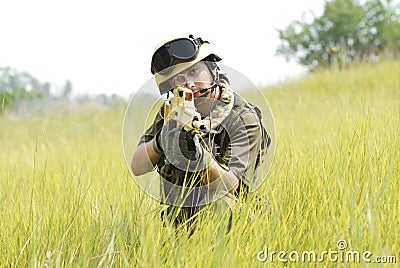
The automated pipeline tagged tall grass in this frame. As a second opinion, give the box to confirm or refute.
[0,60,399,267]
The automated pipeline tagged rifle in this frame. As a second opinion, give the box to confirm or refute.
[163,86,208,134]
[159,86,208,189]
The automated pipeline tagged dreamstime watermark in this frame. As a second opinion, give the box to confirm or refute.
[257,240,397,264]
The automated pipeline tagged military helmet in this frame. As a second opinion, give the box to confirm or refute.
[151,34,222,94]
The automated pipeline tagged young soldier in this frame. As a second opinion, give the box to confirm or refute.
[131,34,270,230]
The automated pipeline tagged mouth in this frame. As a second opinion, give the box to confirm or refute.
[193,90,202,98]
[194,88,211,98]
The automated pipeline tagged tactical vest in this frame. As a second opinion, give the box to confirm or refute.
[156,92,270,201]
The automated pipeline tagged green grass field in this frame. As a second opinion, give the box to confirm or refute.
[1,60,399,267]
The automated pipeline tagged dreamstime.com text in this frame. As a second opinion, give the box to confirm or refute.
[257,240,397,264]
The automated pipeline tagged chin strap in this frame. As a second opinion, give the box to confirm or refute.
[198,60,222,95]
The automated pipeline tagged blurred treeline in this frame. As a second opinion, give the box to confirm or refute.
[276,0,400,69]
[0,67,126,116]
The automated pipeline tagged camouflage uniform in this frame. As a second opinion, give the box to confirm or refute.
[138,85,269,229]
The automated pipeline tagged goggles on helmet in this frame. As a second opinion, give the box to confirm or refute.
[150,36,209,75]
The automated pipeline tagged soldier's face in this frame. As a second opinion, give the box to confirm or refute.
[168,62,213,98]
[168,61,218,115]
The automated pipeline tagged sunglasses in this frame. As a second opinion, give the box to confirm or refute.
[151,36,208,75]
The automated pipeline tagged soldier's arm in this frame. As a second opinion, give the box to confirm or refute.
[131,108,164,176]
[204,111,262,193]
[131,139,162,176]
[203,161,239,194]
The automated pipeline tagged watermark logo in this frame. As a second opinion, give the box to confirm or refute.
[257,239,397,264]
[336,239,347,250]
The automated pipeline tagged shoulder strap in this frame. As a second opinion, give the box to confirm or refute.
[243,102,271,150]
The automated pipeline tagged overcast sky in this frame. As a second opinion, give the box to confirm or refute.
[1,0,325,98]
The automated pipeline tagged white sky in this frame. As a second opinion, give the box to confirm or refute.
[0,0,325,98]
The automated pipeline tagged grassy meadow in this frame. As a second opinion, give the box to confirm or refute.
[0,60,399,267]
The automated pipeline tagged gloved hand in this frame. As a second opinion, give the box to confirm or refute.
[159,119,213,171]
[152,119,179,155]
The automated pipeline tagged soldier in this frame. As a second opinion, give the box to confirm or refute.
[131,34,270,232]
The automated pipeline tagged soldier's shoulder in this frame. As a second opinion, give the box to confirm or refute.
[231,93,260,117]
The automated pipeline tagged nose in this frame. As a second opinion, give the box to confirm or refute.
[184,80,196,90]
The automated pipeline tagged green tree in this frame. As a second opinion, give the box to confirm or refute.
[276,0,400,70]
[0,67,45,113]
